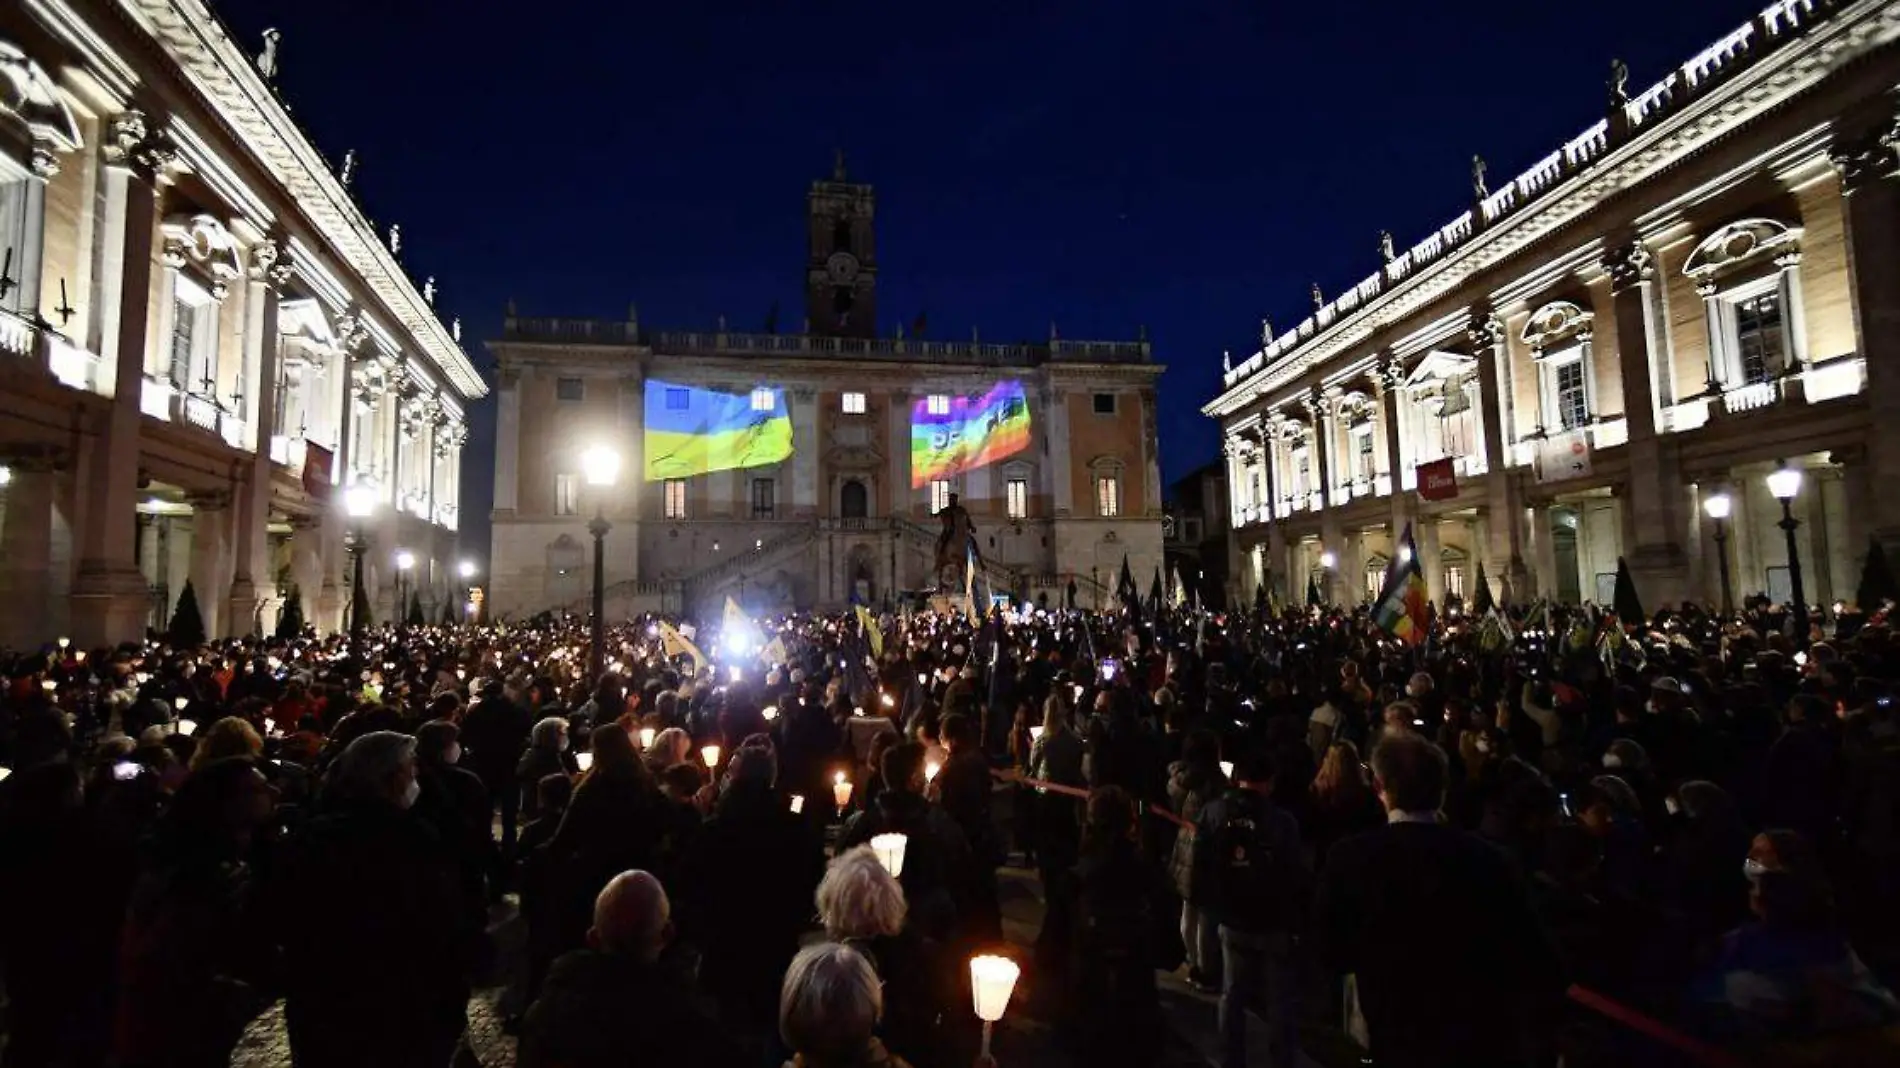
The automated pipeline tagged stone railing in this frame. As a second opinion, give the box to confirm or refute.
[1721,380,1780,415]
[502,316,1152,366]
[0,309,36,359]
[1221,0,1843,393]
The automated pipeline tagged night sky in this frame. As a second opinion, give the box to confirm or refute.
[213,0,1767,565]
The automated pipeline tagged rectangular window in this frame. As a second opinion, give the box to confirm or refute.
[1092,392,1116,415]
[1734,291,1785,385]
[750,387,775,413]
[554,473,579,516]
[926,394,951,416]
[1006,478,1028,519]
[169,298,197,385]
[1555,360,1588,430]
[556,377,585,402]
[1446,565,1467,602]
[665,388,690,411]
[1295,450,1311,498]
[663,478,688,520]
[0,178,27,316]
[1354,426,1375,483]
[1096,474,1121,517]
[841,391,866,414]
[929,479,952,514]
[751,478,776,519]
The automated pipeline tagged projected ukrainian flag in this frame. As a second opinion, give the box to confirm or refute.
[911,380,1032,488]
[644,380,794,481]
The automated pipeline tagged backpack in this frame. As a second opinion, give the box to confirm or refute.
[1207,793,1297,931]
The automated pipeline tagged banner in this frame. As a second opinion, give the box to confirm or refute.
[645,380,794,481]
[1536,431,1592,484]
[911,380,1031,488]
[1416,457,1458,501]
[302,442,334,500]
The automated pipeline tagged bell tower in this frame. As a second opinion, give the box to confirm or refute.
[806,150,877,338]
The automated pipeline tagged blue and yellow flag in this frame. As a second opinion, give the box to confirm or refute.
[644,380,794,481]
[1373,523,1429,645]
[855,605,883,658]
[658,621,706,668]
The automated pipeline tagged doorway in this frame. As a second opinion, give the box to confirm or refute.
[1550,507,1581,604]
[841,479,868,523]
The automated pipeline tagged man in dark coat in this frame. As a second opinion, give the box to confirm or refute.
[519,870,744,1068]
[1316,732,1565,1068]
[672,747,824,1036]
[842,741,972,939]
[461,679,532,856]
[265,731,489,1068]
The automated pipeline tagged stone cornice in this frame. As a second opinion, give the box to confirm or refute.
[112,0,486,401]
[1204,0,1900,422]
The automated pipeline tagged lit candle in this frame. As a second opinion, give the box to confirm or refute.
[575,752,593,772]
[853,706,863,717]
[880,692,895,708]
[833,770,853,811]
[57,637,70,650]
[762,705,779,722]
[174,696,189,711]
[701,745,721,769]
[1029,725,1044,742]
[789,794,805,814]
[638,727,656,750]
[1220,760,1235,779]
[924,760,941,783]
[969,954,1022,1060]
[40,679,56,694]
[177,719,198,736]
[870,833,907,877]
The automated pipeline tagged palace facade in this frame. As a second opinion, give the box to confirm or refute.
[0,0,482,648]
[1205,0,1900,613]
[487,163,1165,619]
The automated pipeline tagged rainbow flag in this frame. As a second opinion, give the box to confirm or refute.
[644,380,793,481]
[910,380,1031,488]
[1373,523,1430,645]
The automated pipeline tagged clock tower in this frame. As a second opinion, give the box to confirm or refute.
[806,151,878,338]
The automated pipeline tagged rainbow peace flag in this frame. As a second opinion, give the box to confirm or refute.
[644,380,794,481]
[910,380,1031,488]
[1373,523,1430,645]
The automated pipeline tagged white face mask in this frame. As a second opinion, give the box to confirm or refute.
[556,736,570,753]
[1474,736,1491,754]
[400,777,421,809]
[1665,797,1680,816]
[1645,699,1659,715]
[1744,858,1767,881]
[445,743,462,766]
[1602,752,1623,768]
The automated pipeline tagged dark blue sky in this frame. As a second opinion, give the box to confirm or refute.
[215,0,1766,559]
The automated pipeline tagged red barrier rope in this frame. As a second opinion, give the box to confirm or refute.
[992,768,1194,830]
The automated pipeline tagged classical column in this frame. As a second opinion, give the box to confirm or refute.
[1222,437,1246,527]
[13,144,54,326]
[1376,356,1413,536]
[0,450,61,651]
[228,240,290,635]
[1605,240,1690,608]
[1138,387,1162,517]
[186,491,232,637]
[288,515,324,628]
[1833,114,1900,553]
[1468,311,1528,602]
[790,387,818,517]
[1257,425,1288,604]
[71,114,171,647]
[1043,387,1072,518]
[494,368,520,514]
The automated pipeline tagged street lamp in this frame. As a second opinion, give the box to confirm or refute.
[394,549,415,624]
[581,444,620,682]
[458,559,477,580]
[1318,550,1336,606]
[1766,461,1807,640]
[344,481,377,661]
[1703,492,1734,617]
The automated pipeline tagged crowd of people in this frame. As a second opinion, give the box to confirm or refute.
[0,591,1897,1067]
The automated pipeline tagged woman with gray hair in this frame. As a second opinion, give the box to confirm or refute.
[779,943,912,1068]
[813,847,941,1066]
[517,716,577,821]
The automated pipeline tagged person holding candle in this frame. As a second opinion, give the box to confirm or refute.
[841,742,971,941]
[516,717,579,824]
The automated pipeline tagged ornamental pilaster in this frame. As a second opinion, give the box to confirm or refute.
[1604,241,1656,294]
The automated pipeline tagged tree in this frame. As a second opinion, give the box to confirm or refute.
[275,585,306,640]
[1856,537,1899,611]
[350,575,373,633]
[1471,560,1496,616]
[1612,556,1645,625]
[440,597,458,626]
[406,591,425,626]
[168,580,207,646]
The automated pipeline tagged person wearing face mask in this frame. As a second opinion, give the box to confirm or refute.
[518,716,580,823]
[414,718,500,903]
[264,730,491,1068]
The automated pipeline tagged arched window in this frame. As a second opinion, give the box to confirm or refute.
[831,217,852,255]
[1522,299,1596,432]
[1089,457,1125,518]
[840,479,868,519]
[1683,218,1805,390]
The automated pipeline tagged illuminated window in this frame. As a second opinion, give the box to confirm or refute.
[556,377,585,402]
[750,387,775,413]
[1555,361,1588,430]
[665,388,689,411]
[841,391,866,414]
[929,479,952,514]
[555,473,579,517]
[1092,392,1116,415]
[1733,291,1785,385]
[1353,425,1375,483]
[751,478,776,518]
[663,479,687,519]
[926,394,951,416]
[1006,478,1028,519]
[1446,564,1467,602]
[1096,473,1121,517]
[169,275,216,392]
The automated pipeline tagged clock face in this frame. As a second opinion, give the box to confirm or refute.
[826,251,859,284]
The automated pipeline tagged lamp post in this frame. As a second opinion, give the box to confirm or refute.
[394,549,415,624]
[581,445,621,683]
[1319,549,1337,607]
[1703,492,1734,617]
[1766,461,1806,640]
[458,559,479,623]
[344,482,377,663]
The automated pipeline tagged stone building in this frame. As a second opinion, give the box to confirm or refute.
[1163,459,1232,610]
[0,0,482,648]
[488,161,1164,619]
[1206,0,1900,613]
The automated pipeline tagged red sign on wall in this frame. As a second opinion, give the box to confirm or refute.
[1416,458,1458,501]
[302,443,334,501]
